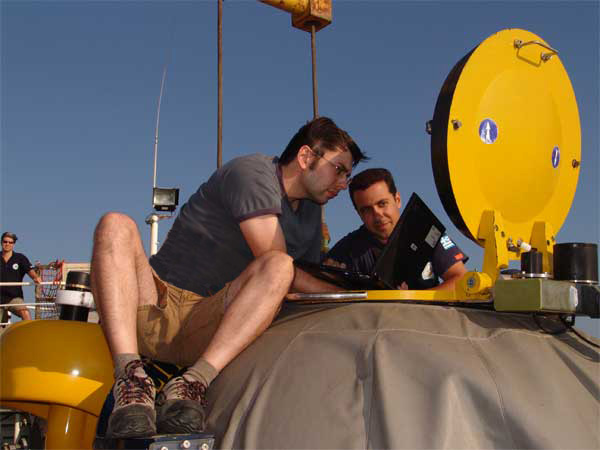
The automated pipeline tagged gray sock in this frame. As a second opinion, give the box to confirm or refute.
[114,353,141,379]
[184,358,218,387]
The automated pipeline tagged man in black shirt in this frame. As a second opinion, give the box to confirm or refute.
[1,232,42,322]
[327,168,468,290]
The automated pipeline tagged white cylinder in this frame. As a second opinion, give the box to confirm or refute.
[150,215,159,256]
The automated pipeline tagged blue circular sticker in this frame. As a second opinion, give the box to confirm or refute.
[551,146,560,168]
[479,118,498,144]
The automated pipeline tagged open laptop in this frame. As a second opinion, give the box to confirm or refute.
[296,193,446,290]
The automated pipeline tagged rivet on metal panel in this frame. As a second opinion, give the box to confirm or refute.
[181,440,191,449]
[467,277,476,288]
[572,159,580,168]
[201,444,210,450]
[451,119,462,130]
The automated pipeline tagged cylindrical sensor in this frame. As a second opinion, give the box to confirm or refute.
[55,270,95,321]
[521,250,543,274]
[553,243,598,284]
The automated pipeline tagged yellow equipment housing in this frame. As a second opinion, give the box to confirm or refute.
[0,321,112,449]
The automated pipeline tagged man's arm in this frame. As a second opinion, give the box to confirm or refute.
[429,261,467,291]
[239,214,342,293]
[27,268,42,284]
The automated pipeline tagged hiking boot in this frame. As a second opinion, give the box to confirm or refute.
[156,375,208,434]
[106,359,156,438]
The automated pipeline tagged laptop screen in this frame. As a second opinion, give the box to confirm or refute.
[373,193,445,288]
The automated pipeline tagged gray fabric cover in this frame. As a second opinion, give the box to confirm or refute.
[206,302,599,449]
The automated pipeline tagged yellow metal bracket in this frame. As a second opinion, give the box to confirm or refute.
[260,0,332,32]
[530,221,555,273]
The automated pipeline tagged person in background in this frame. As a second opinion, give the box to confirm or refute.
[326,168,468,290]
[1,232,42,323]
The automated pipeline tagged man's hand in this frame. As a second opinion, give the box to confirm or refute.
[430,261,467,291]
[322,258,346,269]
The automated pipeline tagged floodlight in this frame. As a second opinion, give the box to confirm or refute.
[152,187,179,212]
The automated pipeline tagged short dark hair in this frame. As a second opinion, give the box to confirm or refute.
[2,232,17,242]
[279,117,368,167]
[348,168,398,209]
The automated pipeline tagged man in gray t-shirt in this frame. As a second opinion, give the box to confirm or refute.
[91,117,367,438]
[150,153,322,297]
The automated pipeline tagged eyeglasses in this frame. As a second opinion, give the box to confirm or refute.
[2,240,15,244]
[308,147,352,182]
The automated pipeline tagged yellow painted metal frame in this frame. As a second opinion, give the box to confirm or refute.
[0,320,113,449]
[433,29,580,298]
[260,0,332,32]
[445,29,580,249]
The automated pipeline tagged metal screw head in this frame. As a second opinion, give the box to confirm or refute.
[467,277,476,288]
[425,120,433,135]
[451,119,462,130]
[572,159,580,168]
[201,444,210,450]
[181,440,191,449]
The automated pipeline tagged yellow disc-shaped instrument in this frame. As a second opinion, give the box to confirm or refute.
[431,29,581,245]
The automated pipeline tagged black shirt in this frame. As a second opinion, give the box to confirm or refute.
[0,252,33,303]
[327,225,468,289]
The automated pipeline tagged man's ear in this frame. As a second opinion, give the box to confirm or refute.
[395,192,402,209]
[297,145,313,170]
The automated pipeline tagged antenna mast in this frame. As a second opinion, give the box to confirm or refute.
[153,64,168,188]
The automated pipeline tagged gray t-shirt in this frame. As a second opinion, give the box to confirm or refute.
[150,153,322,296]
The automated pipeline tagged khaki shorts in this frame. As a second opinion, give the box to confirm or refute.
[1,297,26,323]
[137,271,229,367]
[0,297,27,323]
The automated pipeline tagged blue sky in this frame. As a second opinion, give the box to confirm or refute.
[1,1,598,336]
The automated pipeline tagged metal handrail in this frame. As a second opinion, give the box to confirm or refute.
[0,281,64,286]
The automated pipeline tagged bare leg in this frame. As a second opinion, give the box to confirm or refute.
[156,251,294,435]
[90,212,158,356]
[202,250,294,372]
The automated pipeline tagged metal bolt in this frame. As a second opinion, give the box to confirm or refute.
[572,159,580,168]
[201,444,210,450]
[467,277,476,288]
[181,440,191,449]
[425,120,433,135]
[451,119,462,130]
